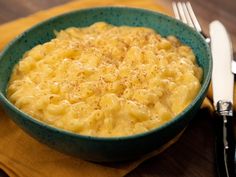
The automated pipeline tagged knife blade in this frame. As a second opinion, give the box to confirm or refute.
[210,20,236,177]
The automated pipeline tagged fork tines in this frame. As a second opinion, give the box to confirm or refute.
[172,1,202,32]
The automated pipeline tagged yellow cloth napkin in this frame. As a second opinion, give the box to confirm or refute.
[0,0,234,177]
[0,106,181,177]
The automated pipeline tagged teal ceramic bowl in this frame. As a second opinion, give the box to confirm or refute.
[0,7,212,162]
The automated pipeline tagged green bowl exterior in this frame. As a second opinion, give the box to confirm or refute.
[0,7,212,162]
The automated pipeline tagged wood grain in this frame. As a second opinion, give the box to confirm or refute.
[189,0,236,50]
[0,0,168,50]
[0,0,235,177]
[127,109,216,177]
[0,0,70,23]
[0,0,235,49]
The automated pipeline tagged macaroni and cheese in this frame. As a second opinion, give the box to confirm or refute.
[7,22,202,137]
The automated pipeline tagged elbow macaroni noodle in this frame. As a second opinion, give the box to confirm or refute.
[7,22,202,137]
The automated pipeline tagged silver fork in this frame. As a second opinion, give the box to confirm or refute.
[172,1,211,44]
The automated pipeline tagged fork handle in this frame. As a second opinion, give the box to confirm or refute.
[215,113,236,177]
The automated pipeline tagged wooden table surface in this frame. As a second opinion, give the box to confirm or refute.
[0,0,235,177]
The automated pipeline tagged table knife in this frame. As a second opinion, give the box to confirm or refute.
[210,20,236,177]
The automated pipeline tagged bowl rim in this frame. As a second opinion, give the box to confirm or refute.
[0,6,212,141]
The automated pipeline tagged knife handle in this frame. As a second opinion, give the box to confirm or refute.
[215,113,236,177]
